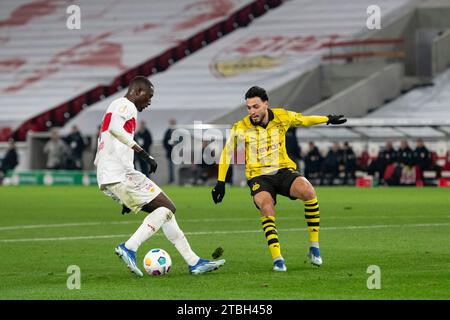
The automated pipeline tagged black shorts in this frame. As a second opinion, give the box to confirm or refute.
[247,168,301,206]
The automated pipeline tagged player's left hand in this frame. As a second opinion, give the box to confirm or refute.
[121,205,131,215]
[327,114,347,125]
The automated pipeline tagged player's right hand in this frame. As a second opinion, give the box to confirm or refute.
[212,181,225,204]
[148,156,158,174]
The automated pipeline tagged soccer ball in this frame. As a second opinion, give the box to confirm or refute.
[143,248,172,276]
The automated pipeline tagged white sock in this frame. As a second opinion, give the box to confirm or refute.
[310,241,320,249]
[162,215,200,266]
[125,207,171,252]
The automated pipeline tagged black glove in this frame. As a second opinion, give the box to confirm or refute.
[327,114,347,125]
[136,150,158,174]
[121,205,131,215]
[211,181,225,204]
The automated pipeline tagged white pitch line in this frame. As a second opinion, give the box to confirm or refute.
[0,222,449,243]
[0,217,309,231]
[1,215,446,232]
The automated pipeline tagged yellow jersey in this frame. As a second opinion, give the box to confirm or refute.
[218,108,328,181]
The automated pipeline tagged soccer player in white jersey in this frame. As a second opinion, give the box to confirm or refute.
[95,76,225,277]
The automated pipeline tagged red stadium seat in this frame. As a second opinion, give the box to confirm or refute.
[157,50,174,71]
[0,127,12,141]
[206,23,222,42]
[252,0,267,17]
[266,0,282,8]
[108,76,122,95]
[173,42,190,61]
[70,95,87,114]
[88,86,105,104]
[221,16,237,34]
[188,32,207,53]
[237,5,253,26]
[52,103,70,126]
[138,59,157,76]
[122,68,139,87]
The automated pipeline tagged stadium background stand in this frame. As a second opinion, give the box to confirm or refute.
[0,0,281,141]
[62,0,415,142]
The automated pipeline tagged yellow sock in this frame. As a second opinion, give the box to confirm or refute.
[261,216,281,260]
[304,198,320,245]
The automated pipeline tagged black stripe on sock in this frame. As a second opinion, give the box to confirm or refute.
[261,218,275,225]
[307,222,320,227]
[265,229,278,238]
[263,223,276,232]
[304,202,318,207]
[268,238,279,246]
[304,214,320,219]
[305,208,319,213]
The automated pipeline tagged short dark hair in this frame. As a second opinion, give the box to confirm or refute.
[245,86,268,101]
[129,76,153,91]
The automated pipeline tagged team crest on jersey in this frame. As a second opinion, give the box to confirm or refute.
[252,182,260,191]
[119,105,128,113]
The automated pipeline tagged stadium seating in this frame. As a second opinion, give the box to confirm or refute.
[366,68,450,121]
[61,0,416,142]
[0,0,275,140]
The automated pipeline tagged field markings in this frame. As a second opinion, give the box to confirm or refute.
[0,215,447,231]
[0,222,449,243]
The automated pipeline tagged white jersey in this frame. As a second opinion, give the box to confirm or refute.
[95,97,138,186]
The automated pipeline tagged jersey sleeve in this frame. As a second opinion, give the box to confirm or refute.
[217,123,240,182]
[108,103,137,148]
[287,110,329,127]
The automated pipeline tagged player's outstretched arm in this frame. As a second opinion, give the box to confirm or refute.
[289,111,347,127]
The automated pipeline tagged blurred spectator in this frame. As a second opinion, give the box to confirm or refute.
[357,145,371,172]
[341,141,357,184]
[64,125,86,170]
[321,143,343,185]
[396,140,415,185]
[134,121,153,177]
[397,140,413,166]
[192,140,216,185]
[413,138,432,172]
[163,119,176,184]
[43,129,69,169]
[0,140,19,183]
[377,141,398,183]
[304,141,322,180]
[285,127,301,167]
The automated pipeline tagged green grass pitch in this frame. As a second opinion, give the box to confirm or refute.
[0,186,449,300]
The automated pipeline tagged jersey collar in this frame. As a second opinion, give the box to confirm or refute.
[249,109,274,128]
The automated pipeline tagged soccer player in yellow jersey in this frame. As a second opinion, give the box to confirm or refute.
[211,86,346,271]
